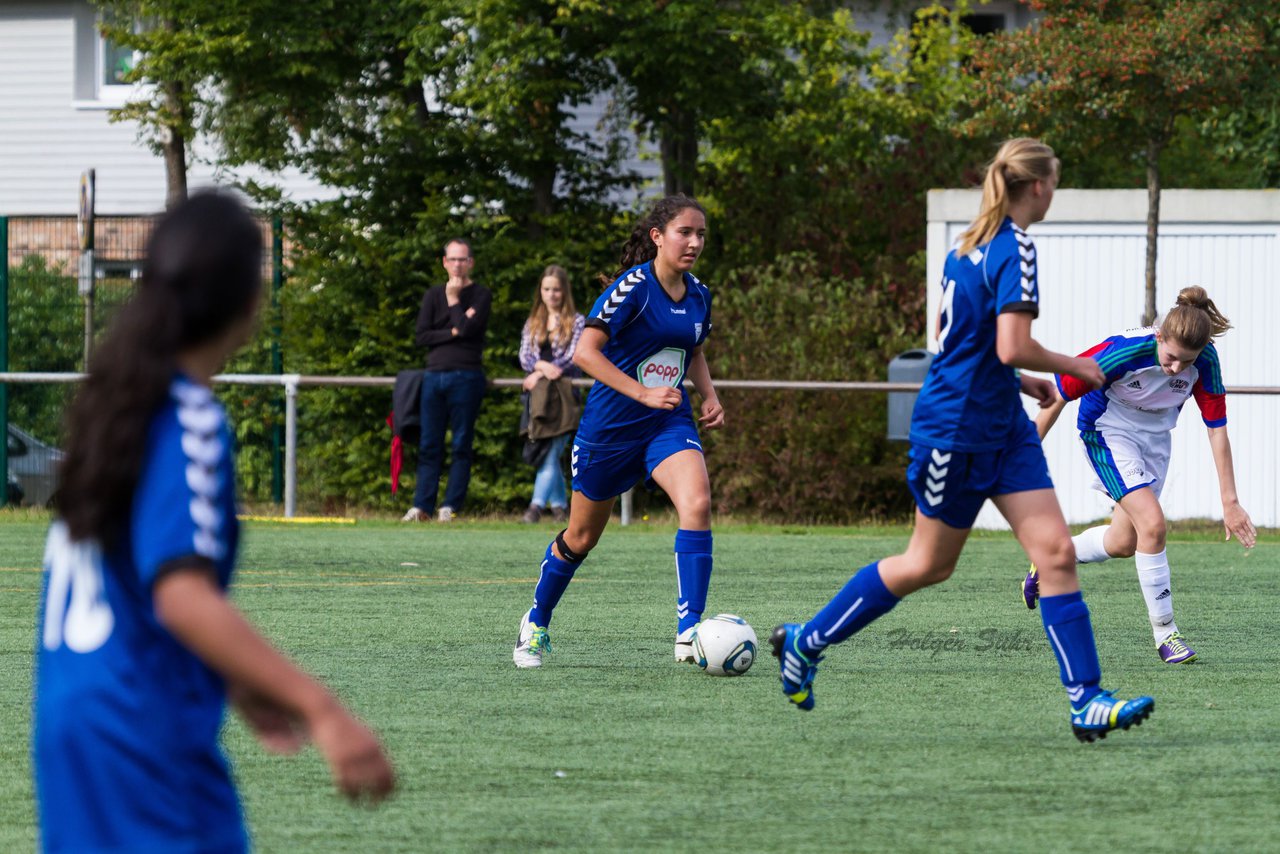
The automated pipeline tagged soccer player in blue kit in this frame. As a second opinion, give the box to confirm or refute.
[772,138,1156,741]
[33,193,394,853]
[513,194,725,669]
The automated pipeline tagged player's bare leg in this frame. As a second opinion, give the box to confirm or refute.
[877,510,971,596]
[651,449,714,662]
[514,491,616,668]
[997,488,1154,739]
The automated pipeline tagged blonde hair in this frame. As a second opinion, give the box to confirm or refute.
[525,264,577,349]
[1159,286,1231,351]
[956,138,1060,257]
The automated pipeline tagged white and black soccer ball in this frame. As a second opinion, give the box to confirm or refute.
[695,614,758,676]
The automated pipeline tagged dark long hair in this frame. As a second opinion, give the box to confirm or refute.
[601,194,706,285]
[57,192,263,545]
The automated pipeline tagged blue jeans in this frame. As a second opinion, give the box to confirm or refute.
[412,369,486,512]
[531,433,571,509]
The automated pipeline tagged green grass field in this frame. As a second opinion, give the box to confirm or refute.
[2,514,1277,852]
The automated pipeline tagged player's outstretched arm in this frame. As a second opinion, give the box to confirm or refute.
[153,568,396,802]
[1033,387,1067,440]
[687,346,724,429]
[573,326,681,411]
[1206,425,1257,548]
[995,312,1104,389]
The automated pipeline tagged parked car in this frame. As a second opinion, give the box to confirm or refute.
[7,424,63,507]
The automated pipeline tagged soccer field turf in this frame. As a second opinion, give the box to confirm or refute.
[2,516,1276,852]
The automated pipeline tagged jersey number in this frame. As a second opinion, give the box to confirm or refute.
[42,522,114,653]
[936,278,956,353]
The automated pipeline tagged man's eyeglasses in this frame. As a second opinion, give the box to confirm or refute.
[445,256,471,263]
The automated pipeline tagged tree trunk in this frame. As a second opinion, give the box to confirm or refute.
[162,124,188,209]
[160,72,187,209]
[529,166,557,240]
[1143,138,1162,327]
[660,106,698,197]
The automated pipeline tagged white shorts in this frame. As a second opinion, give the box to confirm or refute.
[1079,427,1170,502]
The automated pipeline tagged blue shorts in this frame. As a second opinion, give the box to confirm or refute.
[571,415,703,501]
[906,417,1053,529]
[35,712,247,853]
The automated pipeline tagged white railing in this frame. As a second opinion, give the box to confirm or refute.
[4,372,1279,523]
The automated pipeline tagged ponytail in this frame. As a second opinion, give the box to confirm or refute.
[956,138,1059,257]
[599,194,706,287]
[1159,286,1231,351]
[57,193,263,546]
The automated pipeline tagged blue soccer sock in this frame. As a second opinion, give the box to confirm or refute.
[529,540,581,628]
[674,528,713,634]
[1039,591,1103,707]
[797,561,900,657]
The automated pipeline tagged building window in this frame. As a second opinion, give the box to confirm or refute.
[101,34,137,89]
[960,13,1007,36]
[95,11,141,102]
[74,3,146,108]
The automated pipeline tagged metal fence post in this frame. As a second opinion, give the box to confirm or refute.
[284,374,299,518]
[271,216,284,504]
[620,488,632,526]
[0,217,8,509]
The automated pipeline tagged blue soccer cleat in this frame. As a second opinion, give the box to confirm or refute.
[1070,690,1154,742]
[770,624,822,711]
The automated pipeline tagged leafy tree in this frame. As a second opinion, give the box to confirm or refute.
[697,4,980,322]
[95,0,236,207]
[186,1,633,510]
[597,0,789,197]
[73,1,984,516]
[968,0,1268,324]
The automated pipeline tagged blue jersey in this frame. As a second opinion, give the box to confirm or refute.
[911,217,1040,452]
[33,378,246,853]
[577,261,712,443]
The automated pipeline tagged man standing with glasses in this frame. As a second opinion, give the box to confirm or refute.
[403,238,492,522]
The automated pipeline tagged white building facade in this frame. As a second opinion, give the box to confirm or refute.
[0,0,329,215]
[927,189,1280,529]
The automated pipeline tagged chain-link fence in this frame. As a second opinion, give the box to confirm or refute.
[2,214,282,509]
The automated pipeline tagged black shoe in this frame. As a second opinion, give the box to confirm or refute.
[522,504,543,524]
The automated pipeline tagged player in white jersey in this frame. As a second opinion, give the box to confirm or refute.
[1024,287,1257,663]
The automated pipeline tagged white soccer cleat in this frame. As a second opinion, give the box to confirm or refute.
[675,623,704,666]
[513,609,550,669]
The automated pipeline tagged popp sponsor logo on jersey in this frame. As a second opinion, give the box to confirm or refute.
[637,347,685,388]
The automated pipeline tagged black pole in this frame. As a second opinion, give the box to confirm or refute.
[0,217,9,509]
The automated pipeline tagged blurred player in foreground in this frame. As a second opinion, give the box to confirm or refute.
[34,192,394,853]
